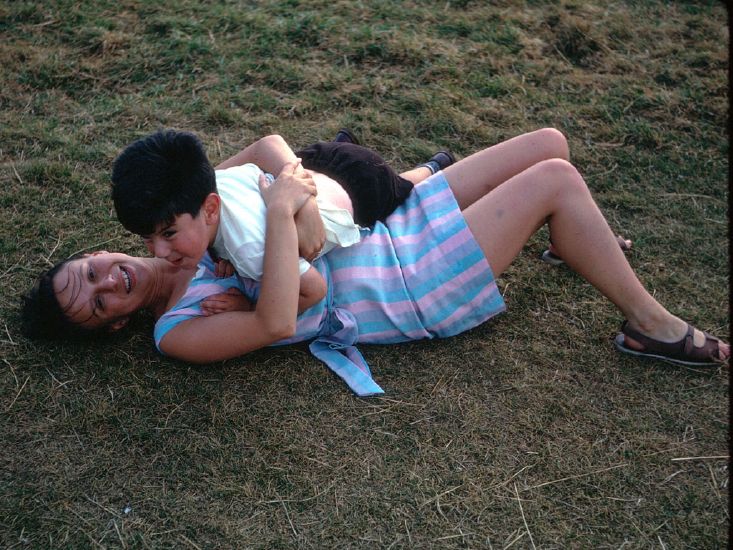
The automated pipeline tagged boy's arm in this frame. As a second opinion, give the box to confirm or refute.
[298,266,327,313]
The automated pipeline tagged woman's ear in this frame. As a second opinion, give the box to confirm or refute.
[108,317,130,333]
[202,193,221,225]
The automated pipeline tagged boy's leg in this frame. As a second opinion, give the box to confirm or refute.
[296,141,414,226]
[400,166,432,183]
[401,152,456,184]
[330,128,455,185]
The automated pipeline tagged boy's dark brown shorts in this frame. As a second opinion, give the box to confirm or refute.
[295,142,414,227]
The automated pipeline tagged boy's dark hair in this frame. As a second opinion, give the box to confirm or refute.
[21,257,107,341]
[111,129,216,236]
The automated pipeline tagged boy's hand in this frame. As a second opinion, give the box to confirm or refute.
[214,258,236,278]
[295,200,326,261]
[201,288,253,316]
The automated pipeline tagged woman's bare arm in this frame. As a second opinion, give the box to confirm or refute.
[215,134,326,261]
[297,266,327,312]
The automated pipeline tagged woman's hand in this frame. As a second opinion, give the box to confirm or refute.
[259,159,316,216]
[201,288,253,316]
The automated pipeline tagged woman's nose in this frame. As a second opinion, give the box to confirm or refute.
[99,273,118,291]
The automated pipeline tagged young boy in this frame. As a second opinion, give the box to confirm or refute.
[111,129,454,311]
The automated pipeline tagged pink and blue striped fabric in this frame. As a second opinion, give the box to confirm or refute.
[325,171,505,344]
[154,172,505,396]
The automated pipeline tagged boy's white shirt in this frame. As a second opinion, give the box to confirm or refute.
[212,164,361,280]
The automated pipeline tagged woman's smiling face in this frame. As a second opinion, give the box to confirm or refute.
[53,252,151,331]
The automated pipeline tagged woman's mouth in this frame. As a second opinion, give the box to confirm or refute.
[120,266,134,293]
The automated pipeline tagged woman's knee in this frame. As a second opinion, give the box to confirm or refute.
[534,158,588,197]
[533,127,569,161]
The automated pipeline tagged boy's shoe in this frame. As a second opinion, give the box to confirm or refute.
[429,151,456,170]
[417,150,456,175]
[333,128,360,145]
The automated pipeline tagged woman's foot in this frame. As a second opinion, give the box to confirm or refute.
[542,235,632,266]
[614,319,729,366]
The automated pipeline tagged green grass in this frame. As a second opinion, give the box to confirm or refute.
[1,0,728,547]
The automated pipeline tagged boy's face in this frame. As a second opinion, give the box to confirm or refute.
[142,194,219,270]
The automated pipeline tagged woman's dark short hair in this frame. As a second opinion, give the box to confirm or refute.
[111,129,216,236]
[21,257,106,341]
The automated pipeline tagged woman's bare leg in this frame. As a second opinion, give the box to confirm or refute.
[456,159,729,357]
[444,129,631,260]
[442,128,569,209]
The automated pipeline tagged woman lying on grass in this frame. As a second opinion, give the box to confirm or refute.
[22,129,728,396]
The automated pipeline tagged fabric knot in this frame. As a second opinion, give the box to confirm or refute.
[309,307,384,397]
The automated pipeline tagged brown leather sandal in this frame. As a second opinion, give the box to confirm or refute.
[614,321,726,366]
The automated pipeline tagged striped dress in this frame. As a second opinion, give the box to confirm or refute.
[155,172,505,396]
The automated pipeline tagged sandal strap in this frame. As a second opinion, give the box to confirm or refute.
[616,235,631,252]
[620,321,721,362]
[682,330,723,361]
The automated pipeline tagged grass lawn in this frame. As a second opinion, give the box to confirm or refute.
[1,1,728,547]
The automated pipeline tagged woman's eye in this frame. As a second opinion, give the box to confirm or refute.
[163,231,176,239]
[88,267,95,281]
